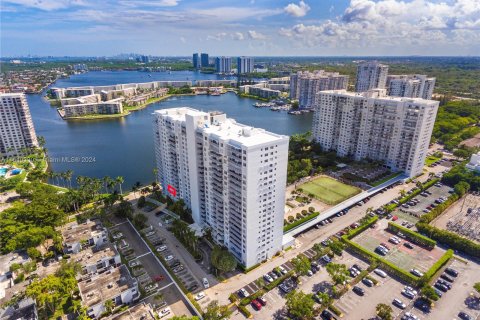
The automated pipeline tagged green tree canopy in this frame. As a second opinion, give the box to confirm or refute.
[326,263,350,286]
[285,290,315,320]
[291,255,311,276]
[376,303,393,320]
[211,246,237,274]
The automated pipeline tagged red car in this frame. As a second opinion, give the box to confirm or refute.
[251,299,262,310]
[392,216,399,221]
[154,275,165,282]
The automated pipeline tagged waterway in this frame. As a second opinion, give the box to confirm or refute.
[27,71,313,187]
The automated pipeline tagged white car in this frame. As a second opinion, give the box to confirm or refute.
[279,266,287,275]
[156,245,167,252]
[263,274,273,283]
[145,283,158,292]
[194,292,206,301]
[410,269,424,277]
[402,289,415,299]
[128,260,140,267]
[404,312,419,320]
[164,255,174,261]
[158,307,171,318]
[145,230,156,237]
[374,269,387,278]
[239,288,249,298]
[202,277,209,289]
[112,232,123,240]
[404,286,418,295]
[392,298,406,309]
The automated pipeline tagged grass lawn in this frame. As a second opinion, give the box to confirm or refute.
[425,155,441,166]
[299,176,361,205]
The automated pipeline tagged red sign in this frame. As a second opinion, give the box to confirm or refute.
[167,184,177,197]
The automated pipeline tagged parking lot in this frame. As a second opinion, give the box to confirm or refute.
[405,258,480,320]
[394,183,453,224]
[109,219,197,319]
[336,271,409,320]
[353,218,446,274]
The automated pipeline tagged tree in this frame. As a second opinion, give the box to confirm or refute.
[454,181,470,196]
[211,246,237,275]
[137,195,146,208]
[104,299,115,314]
[114,200,134,219]
[328,240,345,256]
[133,213,148,229]
[202,300,230,320]
[474,282,480,293]
[316,291,331,308]
[416,180,424,191]
[376,303,393,320]
[421,285,439,302]
[292,255,311,276]
[116,176,124,194]
[285,290,315,320]
[27,247,42,260]
[326,263,349,287]
[171,316,200,320]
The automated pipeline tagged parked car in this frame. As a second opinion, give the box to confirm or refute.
[434,282,448,292]
[458,311,473,320]
[440,273,454,283]
[239,288,249,298]
[279,265,287,275]
[263,274,274,283]
[414,298,431,312]
[392,298,406,309]
[402,289,416,299]
[353,286,364,296]
[164,255,174,262]
[158,307,171,318]
[404,242,414,249]
[410,269,424,277]
[257,296,267,306]
[321,310,337,320]
[156,245,167,252]
[374,269,387,278]
[202,277,209,288]
[404,286,418,295]
[362,278,374,287]
[251,299,262,311]
[194,292,206,301]
[445,267,459,277]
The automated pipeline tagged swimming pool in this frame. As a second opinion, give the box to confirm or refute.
[0,168,7,177]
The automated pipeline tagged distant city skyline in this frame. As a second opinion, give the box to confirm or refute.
[1,0,479,57]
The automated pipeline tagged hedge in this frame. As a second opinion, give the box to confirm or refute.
[387,222,436,249]
[237,305,251,318]
[416,223,480,258]
[228,293,238,303]
[385,178,440,212]
[419,249,454,286]
[283,212,320,232]
[419,193,460,224]
[342,236,419,286]
[346,216,378,240]
[365,275,379,285]
[240,289,265,306]
[329,304,343,317]
[264,271,295,291]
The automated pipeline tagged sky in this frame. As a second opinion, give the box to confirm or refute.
[1,0,479,57]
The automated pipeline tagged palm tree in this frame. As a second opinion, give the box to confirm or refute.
[65,170,73,188]
[415,180,424,191]
[116,176,124,195]
[104,299,115,314]
[399,189,406,198]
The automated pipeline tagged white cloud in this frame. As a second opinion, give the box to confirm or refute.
[179,36,186,43]
[206,32,227,41]
[4,0,86,10]
[284,1,310,17]
[247,30,267,40]
[279,0,480,49]
[231,32,245,40]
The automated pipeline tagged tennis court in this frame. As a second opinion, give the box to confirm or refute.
[299,176,361,205]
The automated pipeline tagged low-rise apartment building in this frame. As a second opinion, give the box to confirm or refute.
[79,265,140,319]
[60,94,101,107]
[153,108,289,268]
[61,220,108,254]
[63,99,124,118]
[72,243,121,275]
[313,89,439,177]
[239,82,281,99]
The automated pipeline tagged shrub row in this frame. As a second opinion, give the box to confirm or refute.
[237,305,252,318]
[264,271,295,291]
[416,223,480,258]
[419,249,454,286]
[229,293,238,303]
[240,289,265,306]
[387,222,436,249]
[346,216,378,240]
[385,178,440,212]
[283,211,320,233]
[342,236,419,286]
[329,304,343,317]
[419,193,460,224]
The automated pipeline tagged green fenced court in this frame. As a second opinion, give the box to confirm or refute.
[299,176,361,205]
